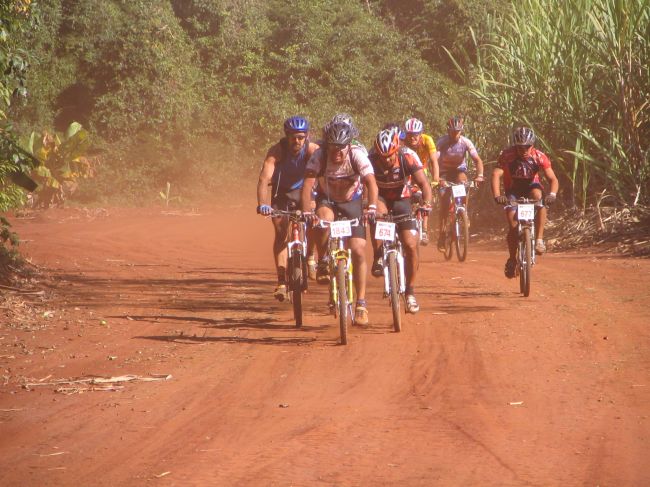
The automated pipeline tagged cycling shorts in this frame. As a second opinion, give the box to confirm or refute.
[272,188,314,211]
[378,196,416,232]
[506,181,544,200]
[316,195,366,239]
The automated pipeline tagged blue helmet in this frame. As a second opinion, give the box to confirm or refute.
[284,116,310,134]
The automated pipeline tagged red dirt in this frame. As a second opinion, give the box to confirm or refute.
[1,205,649,486]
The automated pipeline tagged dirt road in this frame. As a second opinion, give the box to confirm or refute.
[1,206,649,486]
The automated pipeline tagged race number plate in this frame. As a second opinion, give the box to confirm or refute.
[375,221,396,241]
[330,220,352,238]
[451,184,467,198]
[517,204,535,221]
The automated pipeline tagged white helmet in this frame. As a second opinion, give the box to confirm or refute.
[404,118,423,134]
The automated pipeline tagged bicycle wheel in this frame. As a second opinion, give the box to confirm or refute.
[387,252,402,332]
[454,210,470,262]
[336,261,349,345]
[520,228,532,297]
[289,254,303,328]
[443,217,454,260]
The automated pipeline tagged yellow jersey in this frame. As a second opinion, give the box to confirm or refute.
[410,134,436,178]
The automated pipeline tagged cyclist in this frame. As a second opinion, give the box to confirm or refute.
[301,120,379,325]
[434,116,485,251]
[257,116,320,300]
[369,129,432,313]
[492,126,559,278]
[402,117,438,245]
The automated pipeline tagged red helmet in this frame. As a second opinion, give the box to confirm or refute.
[374,129,399,157]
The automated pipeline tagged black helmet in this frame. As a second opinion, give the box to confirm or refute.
[325,121,354,145]
[512,126,536,146]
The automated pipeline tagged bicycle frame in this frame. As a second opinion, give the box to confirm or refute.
[375,216,408,296]
[316,218,358,321]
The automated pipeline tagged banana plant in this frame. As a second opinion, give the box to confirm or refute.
[21,122,94,207]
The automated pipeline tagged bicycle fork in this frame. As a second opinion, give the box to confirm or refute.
[382,248,406,296]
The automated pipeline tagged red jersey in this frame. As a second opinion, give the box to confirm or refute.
[369,147,423,202]
[497,146,551,192]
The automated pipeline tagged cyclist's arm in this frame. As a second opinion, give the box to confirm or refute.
[363,173,379,209]
[429,150,440,183]
[412,168,432,204]
[257,147,279,206]
[470,152,485,180]
[491,167,504,198]
[543,166,559,195]
[301,170,317,213]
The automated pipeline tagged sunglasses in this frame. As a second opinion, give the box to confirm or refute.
[516,144,532,150]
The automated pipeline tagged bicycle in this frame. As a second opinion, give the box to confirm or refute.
[271,209,308,327]
[316,217,359,345]
[438,180,475,262]
[508,198,545,297]
[375,213,413,332]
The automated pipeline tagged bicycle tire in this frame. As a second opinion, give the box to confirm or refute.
[290,254,303,327]
[520,228,532,297]
[387,252,402,332]
[336,262,348,345]
[454,210,469,262]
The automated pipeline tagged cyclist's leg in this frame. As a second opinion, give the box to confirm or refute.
[437,185,451,248]
[529,185,546,253]
[336,198,368,304]
[371,198,389,276]
[455,170,469,213]
[315,197,335,277]
[271,193,291,283]
[392,198,417,288]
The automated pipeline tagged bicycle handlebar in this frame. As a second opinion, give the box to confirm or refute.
[270,209,305,219]
[375,213,416,224]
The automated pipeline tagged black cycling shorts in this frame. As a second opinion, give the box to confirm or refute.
[271,188,302,211]
[316,195,366,239]
[378,196,416,232]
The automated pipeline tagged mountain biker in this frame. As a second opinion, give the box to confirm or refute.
[300,120,379,325]
[257,116,320,300]
[492,126,559,278]
[402,117,438,245]
[369,129,432,313]
[434,116,485,251]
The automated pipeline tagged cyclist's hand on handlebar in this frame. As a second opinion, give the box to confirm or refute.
[303,212,319,226]
[474,175,484,185]
[364,205,377,225]
[544,193,557,206]
[495,195,508,205]
[257,204,273,216]
[418,204,432,216]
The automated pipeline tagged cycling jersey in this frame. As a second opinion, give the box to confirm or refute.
[497,146,551,194]
[435,135,478,174]
[369,147,423,202]
[269,137,312,196]
[306,145,374,203]
[409,134,436,170]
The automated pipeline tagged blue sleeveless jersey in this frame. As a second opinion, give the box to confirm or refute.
[272,138,309,195]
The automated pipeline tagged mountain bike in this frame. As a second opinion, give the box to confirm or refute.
[439,181,475,262]
[271,209,308,327]
[509,198,544,297]
[375,213,412,332]
[316,217,359,345]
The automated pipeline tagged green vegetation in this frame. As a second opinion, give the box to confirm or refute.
[466,0,649,208]
[0,0,647,211]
